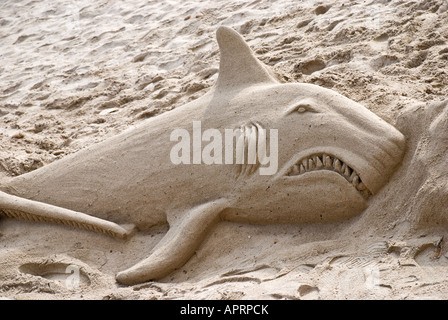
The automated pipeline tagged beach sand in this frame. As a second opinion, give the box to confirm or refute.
[0,0,448,299]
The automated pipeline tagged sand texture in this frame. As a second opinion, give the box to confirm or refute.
[1,0,448,299]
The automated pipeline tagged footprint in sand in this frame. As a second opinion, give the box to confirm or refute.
[19,260,91,289]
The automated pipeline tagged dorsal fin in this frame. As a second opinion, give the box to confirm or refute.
[215,26,278,90]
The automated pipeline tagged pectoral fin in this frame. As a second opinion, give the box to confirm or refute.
[116,199,229,285]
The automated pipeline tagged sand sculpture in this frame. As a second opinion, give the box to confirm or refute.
[0,27,406,285]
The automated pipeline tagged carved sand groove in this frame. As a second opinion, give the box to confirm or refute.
[221,264,277,277]
[205,276,262,288]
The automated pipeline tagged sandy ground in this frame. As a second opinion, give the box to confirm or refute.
[0,0,448,299]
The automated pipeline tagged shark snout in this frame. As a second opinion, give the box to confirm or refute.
[361,119,406,195]
[385,127,406,163]
[376,117,406,167]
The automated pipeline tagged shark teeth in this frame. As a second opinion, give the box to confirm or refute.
[286,154,371,198]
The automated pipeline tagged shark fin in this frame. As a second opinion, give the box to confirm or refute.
[116,198,230,284]
[215,26,278,90]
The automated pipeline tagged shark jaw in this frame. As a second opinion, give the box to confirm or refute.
[283,152,373,199]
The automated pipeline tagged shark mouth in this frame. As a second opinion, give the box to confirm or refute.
[285,153,372,198]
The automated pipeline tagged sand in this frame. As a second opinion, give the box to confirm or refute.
[0,0,448,299]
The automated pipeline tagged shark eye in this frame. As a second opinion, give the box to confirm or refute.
[297,105,308,113]
[291,103,316,115]
[284,100,318,117]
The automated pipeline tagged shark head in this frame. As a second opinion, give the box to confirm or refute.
[214,26,406,224]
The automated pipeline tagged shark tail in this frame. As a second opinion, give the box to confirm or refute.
[0,190,132,239]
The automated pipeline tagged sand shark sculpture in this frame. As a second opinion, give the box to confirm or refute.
[0,27,406,285]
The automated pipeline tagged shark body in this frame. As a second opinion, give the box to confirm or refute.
[0,27,406,285]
